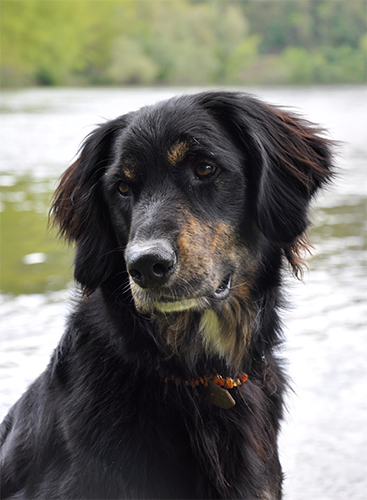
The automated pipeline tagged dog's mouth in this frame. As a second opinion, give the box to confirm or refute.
[152,274,232,314]
[213,274,232,299]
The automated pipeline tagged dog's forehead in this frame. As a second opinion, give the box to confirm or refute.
[116,135,192,181]
[116,100,231,176]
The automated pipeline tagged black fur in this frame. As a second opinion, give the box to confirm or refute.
[0,92,333,499]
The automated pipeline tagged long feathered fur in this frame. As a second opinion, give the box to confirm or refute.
[0,91,333,500]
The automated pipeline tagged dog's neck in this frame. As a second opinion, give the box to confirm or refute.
[155,364,249,410]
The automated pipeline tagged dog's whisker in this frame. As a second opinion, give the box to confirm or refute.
[229,281,247,290]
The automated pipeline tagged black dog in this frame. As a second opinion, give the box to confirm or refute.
[0,92,333,499]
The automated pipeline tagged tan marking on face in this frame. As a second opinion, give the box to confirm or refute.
[178,213,236,261]
[177,214,244,289]
[207,222,240,263]
[121,159,138,183]
[128,204,262,369]
[167,141,190,166]
[175,214,261,368]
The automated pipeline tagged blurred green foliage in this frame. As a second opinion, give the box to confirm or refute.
[1,0,366,87]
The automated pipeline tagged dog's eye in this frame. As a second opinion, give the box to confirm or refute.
[194,164,216,179]
[118,182,131,196]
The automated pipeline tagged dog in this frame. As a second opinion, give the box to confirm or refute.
[0,91,333,499]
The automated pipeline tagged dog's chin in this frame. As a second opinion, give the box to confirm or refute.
[153,296,212,314]
[133,295,207,315]
[131,275,232,316]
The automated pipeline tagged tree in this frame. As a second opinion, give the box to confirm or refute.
[1,0,92,85]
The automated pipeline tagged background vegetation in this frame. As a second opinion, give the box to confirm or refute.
[1,0,366,87]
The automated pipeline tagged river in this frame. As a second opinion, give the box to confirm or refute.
[0,86,366,499]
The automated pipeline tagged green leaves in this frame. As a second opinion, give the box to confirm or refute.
[1,0,365,87]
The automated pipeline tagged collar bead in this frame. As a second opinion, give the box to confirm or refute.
[155,366,248,389]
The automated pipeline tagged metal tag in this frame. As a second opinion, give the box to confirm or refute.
[206,380,236,409]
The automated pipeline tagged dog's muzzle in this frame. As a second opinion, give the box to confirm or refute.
[125,240,233,315]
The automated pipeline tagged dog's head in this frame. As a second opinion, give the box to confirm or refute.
[52,92,333,368]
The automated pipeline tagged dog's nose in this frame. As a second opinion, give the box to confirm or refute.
[126,241,176,288]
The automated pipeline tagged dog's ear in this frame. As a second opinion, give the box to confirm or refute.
[198,92,334,245]
[250,102,334,245]
[51,115,130,292]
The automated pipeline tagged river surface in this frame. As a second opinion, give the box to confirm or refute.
[0,86,366,499]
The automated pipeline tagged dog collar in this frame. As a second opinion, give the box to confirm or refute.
[155,366,248,410]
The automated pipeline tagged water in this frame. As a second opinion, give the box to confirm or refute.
[0,86,366,499]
